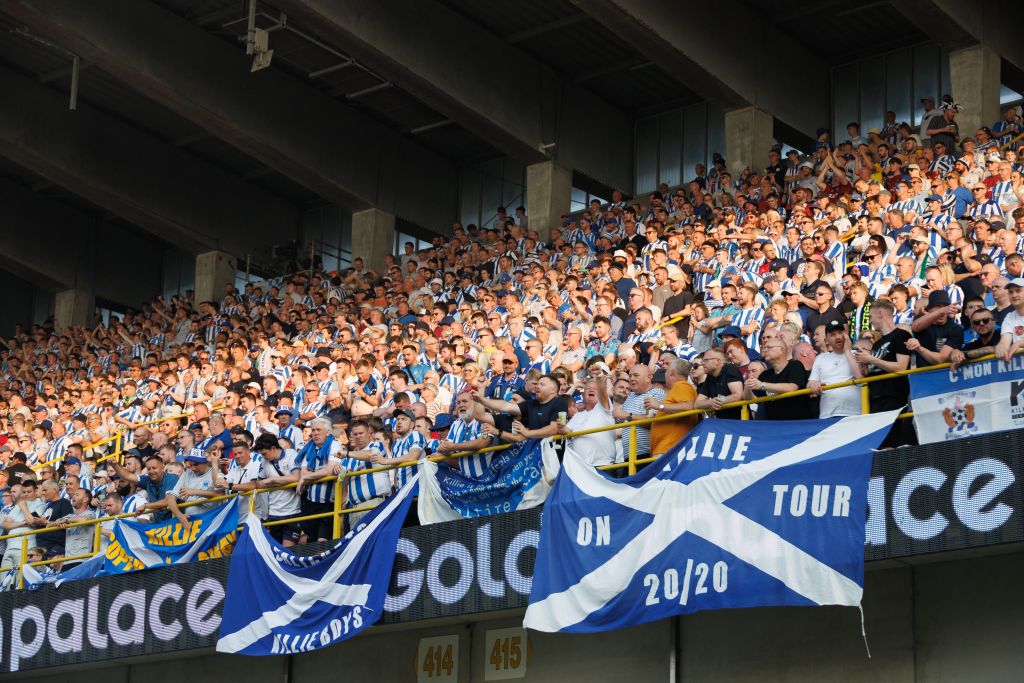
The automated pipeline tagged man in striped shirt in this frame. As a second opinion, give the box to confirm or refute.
[338,420,393,526]
[381,409,425,494]
[295,417,345,542]
[438,392,492,479]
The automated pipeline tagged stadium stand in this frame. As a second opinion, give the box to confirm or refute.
[0,100,1023,585]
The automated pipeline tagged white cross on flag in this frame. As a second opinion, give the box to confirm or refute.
[524,411,900,633]
[216,475,417,655]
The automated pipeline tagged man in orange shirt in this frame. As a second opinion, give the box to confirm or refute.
[646,358,698,456]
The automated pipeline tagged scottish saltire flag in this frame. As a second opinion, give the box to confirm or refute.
[216,474,417,656]
[910,357,1024,443]
[418,439,560,524]
[524,411,900,633]
[104,502,238,574]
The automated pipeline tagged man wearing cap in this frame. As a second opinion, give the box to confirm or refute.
[907,291,964,367]
[275,407,304,449]
[996,278,1024,362]
[809,320,863,417]
[381,409,425,495]
[167,449,220,530]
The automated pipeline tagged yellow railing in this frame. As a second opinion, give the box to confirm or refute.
[2,351,1010,587]
[998,130,1023,151]
[32,406,222,472]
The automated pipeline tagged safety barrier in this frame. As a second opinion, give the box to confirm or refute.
[0,351,1008,587]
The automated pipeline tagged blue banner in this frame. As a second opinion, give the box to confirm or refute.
[909,356,1024,443]
[216,475,417,656]
[524,411,900,633]
[104,503,238,574]
[418,439,559,524]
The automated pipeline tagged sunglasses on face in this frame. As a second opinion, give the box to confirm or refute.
[971,318,993,326]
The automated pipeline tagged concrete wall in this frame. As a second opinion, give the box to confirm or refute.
[13,550,1023,682]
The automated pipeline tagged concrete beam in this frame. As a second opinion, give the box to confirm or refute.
[0,64,299,256]
[891,0,1024,73]
[570,0,829,139]
[274,0,634,192]
[0,177,89,291]
[4,0,458,230]
[526,161,572,242]
[194,251,236,304]
[54,288,94,331]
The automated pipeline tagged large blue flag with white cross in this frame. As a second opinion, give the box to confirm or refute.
[216,474,417,655]
[524,411,900,633]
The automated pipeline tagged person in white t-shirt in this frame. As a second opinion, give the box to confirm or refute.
[997,278,1024,362]
[558,362,615,466]
[221,440,267,522]
[808,320,864,417]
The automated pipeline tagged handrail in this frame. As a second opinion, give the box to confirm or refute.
[32,405,223,472]
[3,350,1013,584]
[998,130,1024,151]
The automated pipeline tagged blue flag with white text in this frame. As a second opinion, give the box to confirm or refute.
[524,411,900,633]
[104,502,238,574]
[216,475,417,656]
[417,439,559,524]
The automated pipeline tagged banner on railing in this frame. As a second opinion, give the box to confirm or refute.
[417,439,560,524]
[217,475,416,656]
[525,412,901,633]
[909,357,1024,444]
[105,503,238,574]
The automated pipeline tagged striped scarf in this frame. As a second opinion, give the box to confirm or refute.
[849,301,872,341]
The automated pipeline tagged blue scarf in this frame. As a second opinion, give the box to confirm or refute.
[298,434,335,467]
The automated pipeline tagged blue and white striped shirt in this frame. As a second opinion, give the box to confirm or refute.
[731,306,766,353]
[448,419,488,478]
[390,431,425,491]
[342,441,391,505]
[299,436,343,503]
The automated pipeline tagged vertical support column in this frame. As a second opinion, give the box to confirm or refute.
[194,250,236,304]
[949,45,1001,143]
[724,106,774,179]
[351,208,396,274]
[53,288,94,330]
[526,160,572,243]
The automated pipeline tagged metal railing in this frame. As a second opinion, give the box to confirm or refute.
[1,350,1010,587]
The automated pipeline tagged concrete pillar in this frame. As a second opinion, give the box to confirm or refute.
[53,288,94,331]
[526,160,572,242]
[949,45,1001,143]
[724,106,774,179]
[194,250,236,305]
[351,208,396,274]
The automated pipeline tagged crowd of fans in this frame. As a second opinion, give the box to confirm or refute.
[1,98,1023,576]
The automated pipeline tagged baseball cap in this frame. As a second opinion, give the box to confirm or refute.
[32,405,47,413]
[668,272,685,282]
[720,325,742,339]
[430,278,443,286]
[780,280,800,295]
[183,454,207,464]
[1006,277,1024,289]
[274,407,294,418]
[64,456,82,466]
[926,194,942,202]
[431,413,454,431]
[706,279,722,289]
[825,320,846,333]
[392,409,415,420]
[925,290,952,310]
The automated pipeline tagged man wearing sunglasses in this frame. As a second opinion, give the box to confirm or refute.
[951,309,1003,368]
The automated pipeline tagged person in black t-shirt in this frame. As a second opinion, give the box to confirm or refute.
[856,300,916,447]
[32,479,74,555]
[951,308,1003,365]
[804,282,845,335]
[857,301,911,412]
[694,348,745,419]
[908,291,964,367]
[472,375,568,443]
[744,339,811,419]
